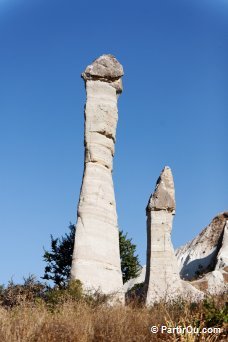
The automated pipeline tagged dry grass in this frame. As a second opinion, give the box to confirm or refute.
[0,297,227,342]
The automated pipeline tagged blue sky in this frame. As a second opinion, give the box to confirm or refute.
[0,0,227,284]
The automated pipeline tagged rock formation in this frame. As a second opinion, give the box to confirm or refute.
[176,212,228,279]
[124,212,228,298]
[216,220,228,271]
[176,212,228,294]
[144,166,184,305]
[123,266,146,294]
[71,55,124,302]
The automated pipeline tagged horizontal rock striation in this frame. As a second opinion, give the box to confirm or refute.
[71,55,124,302]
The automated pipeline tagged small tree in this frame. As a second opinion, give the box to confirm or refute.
[119,230,141,283]
[42,224,75,287]
[43,224,141,287]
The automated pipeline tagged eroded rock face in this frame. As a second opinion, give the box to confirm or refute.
[147,167,175,212]
[82,54,124,94]
[176,213,228,280]
[144,167,184,305]
[124,212,228,298]
[216,220,228,271]
[176,213,228,295]
[71,55,124,302]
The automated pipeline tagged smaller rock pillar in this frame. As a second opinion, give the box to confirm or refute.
[144,166,183,305]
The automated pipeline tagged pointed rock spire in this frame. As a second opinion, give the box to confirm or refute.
[144,167,183,305]
[147,166,175,213]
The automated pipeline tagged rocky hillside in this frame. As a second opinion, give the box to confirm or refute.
[175,212,228,279]
[124,212,228,295]
[175,212,228,294]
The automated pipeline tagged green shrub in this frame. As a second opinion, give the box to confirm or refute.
[203,297,228,327]
[44,279,83,308]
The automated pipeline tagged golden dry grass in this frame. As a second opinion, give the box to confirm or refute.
[0,298,227,342]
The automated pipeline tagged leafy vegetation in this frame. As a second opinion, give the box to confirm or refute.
[0,226,226,341]
[203,297,228,327]
[0,278,227,342]
[43,224,141,286]
[119,230,141,283]
[42,224,75,287]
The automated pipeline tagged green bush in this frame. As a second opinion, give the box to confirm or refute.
[44,279,84,308]
[203,297,228,327]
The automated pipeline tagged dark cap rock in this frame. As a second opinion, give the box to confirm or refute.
[82,54,124,82]
[147,166,176,213]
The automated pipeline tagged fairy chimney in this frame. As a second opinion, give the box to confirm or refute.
[71,55,124,303]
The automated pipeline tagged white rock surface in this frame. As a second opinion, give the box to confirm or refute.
[71,55,124,302]
[124,265,204,302]
[188,217,228,295]
[125,213,228,298]
[123,266,146,293]
[190,271,227,295]
[176,213,228,280]
[216,220,228,270]
[144,167,184,305]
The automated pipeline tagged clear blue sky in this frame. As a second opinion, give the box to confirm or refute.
[0,0,227,285]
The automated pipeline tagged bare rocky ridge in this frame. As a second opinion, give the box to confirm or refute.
[176,212,228,294]
[176,212,228,279]
[216,220,228,271]
[71,55,124,302]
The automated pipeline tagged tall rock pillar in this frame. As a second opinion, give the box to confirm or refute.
[144,166,183,305]
[71,55,124,301]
